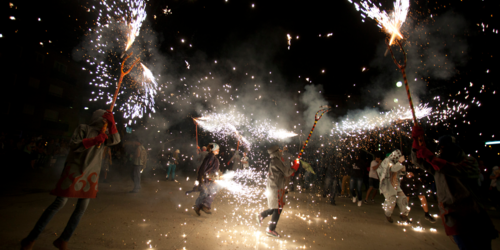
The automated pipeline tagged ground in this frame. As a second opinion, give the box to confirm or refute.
[1,164,499,250]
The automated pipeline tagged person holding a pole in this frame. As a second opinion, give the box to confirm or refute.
[21,109,120,250]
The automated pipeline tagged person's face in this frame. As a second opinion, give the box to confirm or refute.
[243,153,246,157]
[375,157,381,163]
[213,149,220,155]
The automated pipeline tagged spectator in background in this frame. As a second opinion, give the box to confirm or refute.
[489,166,500,210]
[364,153,382,203]
[166,149,179,181]
[228,150,242,171]
[130,140,147,193]
[349,151,365,207]
[340,156,350,198]
[241,152,249,169]
[323,152,342,205]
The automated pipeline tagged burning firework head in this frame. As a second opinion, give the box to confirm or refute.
[350,0,409,45]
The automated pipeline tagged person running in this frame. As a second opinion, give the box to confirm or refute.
[364,153,382,203]
[323,151,342,205]
[193,143,221,215]
[20,109,120,250]
[377,149,409,223]
[401,160,436,223]
[412,126,498,249]
[256,145,298,237]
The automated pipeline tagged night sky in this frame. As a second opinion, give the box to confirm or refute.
[1,0,499,162]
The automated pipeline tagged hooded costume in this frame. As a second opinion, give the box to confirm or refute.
[256,145,298,236]
[266,145,296,209]
[51,109,121,199]
[195,143,221,210]
[377,149,409,217]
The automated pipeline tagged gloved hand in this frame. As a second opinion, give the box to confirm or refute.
[102,110,118,134]
[82,133,109,149]
[412,125,425,150]
[416,147,435,162]
[398,155,405,163]
[291,159,300,171]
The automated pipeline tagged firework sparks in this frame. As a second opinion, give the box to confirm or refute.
[268,129,298,140]
[349,0,409,45]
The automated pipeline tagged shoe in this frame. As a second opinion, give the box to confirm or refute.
[363,199,368,204]
[201,205,212,214]
[400,215,410,223]
[357,201,362,207]
[193,206,201,216]
[386,216,393,223]
[266,229,281,238]
[20,238,35,250]
[53,238,68,250]
[425,213,436,223]
[256,213,263,226]
[352,197,357,203]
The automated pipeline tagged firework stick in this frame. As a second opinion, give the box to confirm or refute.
[192,118,199,152]
[291,108,329,171]
[97,52,140,148]
[385,39,417,125]
[386,39,425,146]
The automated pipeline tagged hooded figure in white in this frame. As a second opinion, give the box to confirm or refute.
[377,149,409,221]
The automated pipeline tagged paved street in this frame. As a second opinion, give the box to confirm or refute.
[1,166,499,250]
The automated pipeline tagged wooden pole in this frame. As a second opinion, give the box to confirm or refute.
[97,52,140,148]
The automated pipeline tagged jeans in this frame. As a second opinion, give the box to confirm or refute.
[26,197,90,242]
[195,182,217,209]
[260,208,282,231]
[350,176,363,201]
[453,234,492,250]
[131,165,142,191]
[323,176,339,203]
[166,164,176,180]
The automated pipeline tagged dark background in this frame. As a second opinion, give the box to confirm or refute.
[0,0,498,164]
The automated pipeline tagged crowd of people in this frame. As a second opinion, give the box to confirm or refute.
[9,109,500,250]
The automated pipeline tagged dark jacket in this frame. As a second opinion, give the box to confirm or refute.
[411,150,497,237]
[197,152,220,184]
